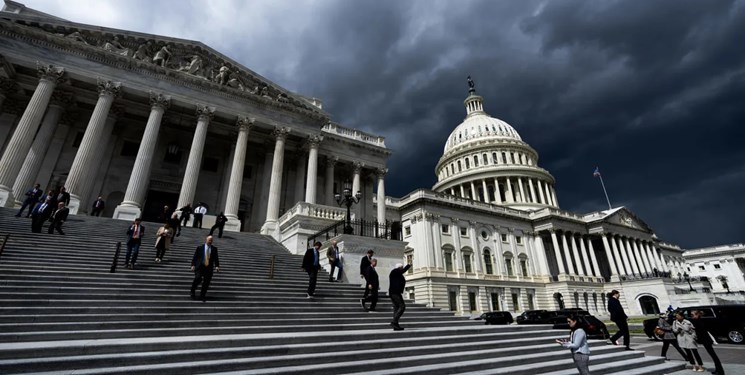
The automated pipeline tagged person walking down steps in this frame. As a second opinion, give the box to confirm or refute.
[388,262,412,331]
[302,241,322,299]
[557,314,591,375]
[191,235,220,302]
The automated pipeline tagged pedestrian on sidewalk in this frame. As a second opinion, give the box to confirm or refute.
[607,290,631,350]
[691,310,724,375]
[190,235,220,302]
[361,258,378,311]
[556,314,591,375]
[192,202,207,228]
[124,218,144,269]
[302,241,322,298]
[672,311,704,372]
[326,240,343,282]
[657,312,687,361]
[46,201,69,235]
[31,197,53,233]
[360,250,374,301]
[16,183,43,218]
[389,262,412,331]
[209,212,228,238]
[154,222,173,262]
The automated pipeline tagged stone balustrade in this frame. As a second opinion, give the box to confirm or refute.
[278,201,347,227]
[322,122,386,147]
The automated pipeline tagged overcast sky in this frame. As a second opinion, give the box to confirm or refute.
[19,0,745,249]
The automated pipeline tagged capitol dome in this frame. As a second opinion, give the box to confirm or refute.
[432,78,559,211]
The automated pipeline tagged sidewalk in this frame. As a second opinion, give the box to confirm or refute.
[666,362,745,374]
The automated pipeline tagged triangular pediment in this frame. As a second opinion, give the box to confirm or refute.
[0,11,327,121]
[586,206,653,232]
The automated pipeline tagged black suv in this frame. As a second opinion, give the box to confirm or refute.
[643,305,745,344]
[478,311,514,325]
[552,315,609,340]
[516,310,549,324]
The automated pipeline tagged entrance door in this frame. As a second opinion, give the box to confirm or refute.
[639,296,660,315]
[142,190,179,222]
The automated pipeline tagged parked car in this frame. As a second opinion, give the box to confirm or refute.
[552,315,610,340]
[515,310,549,324]
[478,311,514,325]
[544,308,591,325]
[643,305,745,344]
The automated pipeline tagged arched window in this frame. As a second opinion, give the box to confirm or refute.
[483,153,488,165]
[518,255,529,277]
[457,161,462,172]
[443,245,455,272]
[463,251,473,273]
[638,295,660,315]
[492,152,498,164]
[483,249,493,274]
[465,158,470,169]
[504,251,514,276]
[473,155,479,167]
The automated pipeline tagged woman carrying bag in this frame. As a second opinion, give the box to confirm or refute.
[556,315,591,375]
[672,312,704,372]
[154,223,173,262]
[657,312,687,361]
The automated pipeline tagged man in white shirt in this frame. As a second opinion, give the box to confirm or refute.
[193,203,207,228]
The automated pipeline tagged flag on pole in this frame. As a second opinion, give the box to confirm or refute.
[592,167,601,177]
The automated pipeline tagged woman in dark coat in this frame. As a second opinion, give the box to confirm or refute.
[691,310,725,375]
[607,290,630,349]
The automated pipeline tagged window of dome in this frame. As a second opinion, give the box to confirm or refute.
[473,156,478,167]
[457,161,462,172]
[492,152,497,164]
[501,152,507,164]
[481,230,488,240]
[483,153,488,164]
[465,158,470,169]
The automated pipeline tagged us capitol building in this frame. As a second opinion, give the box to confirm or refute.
[0,1,742,316]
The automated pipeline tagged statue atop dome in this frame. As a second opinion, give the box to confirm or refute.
[467,75,475,94]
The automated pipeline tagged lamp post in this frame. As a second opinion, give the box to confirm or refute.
[683,272,694,292]
[335,180,361,235]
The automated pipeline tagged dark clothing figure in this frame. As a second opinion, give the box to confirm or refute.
[31,201,53,233]
[55,190,71,207]
[90,198,105,216]
[124,222,144,268]
[157,206,173,222]
[692,317,725,374]
[167,214,181,239]
[302,246,321,297]
[209,213,228,238]
[608,295,630,349]
[179,205,192,227]
[16,186,43,217]
[360,254,373,300]
[658,316,687,361]
[326,245,343,282]
[389,264,412,330]
[361,264,379,311]
[191,243,220,302]
[47,206,69,235]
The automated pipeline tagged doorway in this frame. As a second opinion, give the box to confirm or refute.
[142,190,179,222]
[639,295,660,315]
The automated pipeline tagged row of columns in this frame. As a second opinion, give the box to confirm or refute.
[442,150,535,179]
[448,176,558,206]
[548,230,601,278]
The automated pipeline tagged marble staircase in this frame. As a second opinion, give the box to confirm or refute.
[0,207,685,374]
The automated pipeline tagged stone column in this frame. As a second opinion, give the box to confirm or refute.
[376,168,387,224]
[576,235,592,276]
[632,239,650,274]
[550,230,566,274]
[643,242,660,271]
[324,156,337,205]
[613,235,631,276]
[531,234,549,276]
[551,185,559,207]
[66,79,121,214]
[459,184,465,198]
[113,92,170,220]
[528,178,537,204]
[294,151,306,204]
[650,243,669,272]
[12,91,71,205]
[517,178,526,203]
[352,161,362,194]
[620,237,639,275]
[568,232,584,275]
[304,135,322,204]
[83,105,122,207]
[601,234,619,278]
[505,177,514,203]
[585,237,601,277]
[177,104,214,210]
[469,181,477,200]
[260,127,290,238]
[492,178,502,203]
[0,64,65,207]
[537,180,547,204]
[561,232,577,275]
[544,184,553,206]
[481,179,489,203]
[223,116,254,232]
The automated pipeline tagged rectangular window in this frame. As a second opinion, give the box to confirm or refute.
[445,252,453,272]
[441,224,449,234]
[698,265,705,271]
[404,226,411,236]
[511,293,520,311]
[520,259,528,277]
[406,287,415,300]
[714,264,721,269]
[515,236,522,244]
[406,254,413,274]
[501,234,508,243]
[460,227,467,236]
[506,259,514,276]
[448,291,458,311]
[468,292,477,311]
[120,141,139,157]
[490,293,501,311]
[464,253,472,273]
[528,293,535,310]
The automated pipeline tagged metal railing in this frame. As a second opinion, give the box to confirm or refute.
[110,242,121,273]
[307,219,392,247]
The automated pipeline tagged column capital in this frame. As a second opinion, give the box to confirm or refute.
[326,155,338,167]
[36,63,66,84]
[306,134,323,148]
[375,167,388,179]
[49,90,74,108]
[96,78,122,98]
[195,104,216,121]
[108,104,126,119]
[149,91,171,110]
[271,126,290,141]
[352,161,364,173]
[236,115,255,132]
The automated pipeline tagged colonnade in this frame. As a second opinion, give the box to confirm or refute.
[448,176,557,206]
[0,65,389,230]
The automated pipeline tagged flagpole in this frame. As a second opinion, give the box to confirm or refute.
[598,174,612,210]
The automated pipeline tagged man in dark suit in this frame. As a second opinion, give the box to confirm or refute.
[209,212,228,238]
[47,202,70,235]
[359,250,374,302]
[167,213,181,240]
[179,204,192,227]
[55,187,71,207]
[302,241,322,298]
[16,183,43,218]
[607,290,630,349]
[31,197,53,233]
[191,235,220,302]
[361,258,379,311]
[326,240,343,282]
[389,262,412,331]
[124,218,144,269]
[90,196,105,216]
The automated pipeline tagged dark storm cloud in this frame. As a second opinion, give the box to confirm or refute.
[23,0,745,248]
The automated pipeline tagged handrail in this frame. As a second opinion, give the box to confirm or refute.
[269,254,276,279]
[0,234,9,262]
[110,241,121,273]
